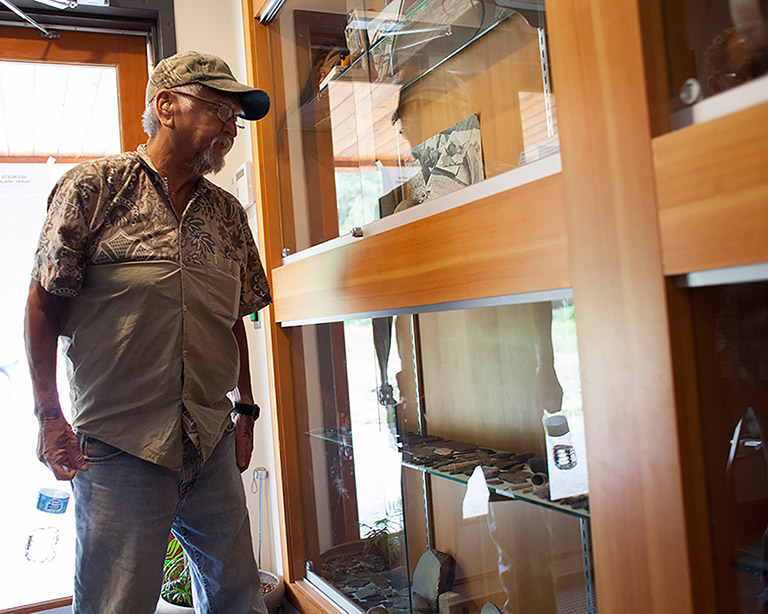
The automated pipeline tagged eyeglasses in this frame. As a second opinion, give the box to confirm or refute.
[173,90,246,130]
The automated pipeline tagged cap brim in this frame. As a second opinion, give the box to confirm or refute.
[202,78,270,121]
[239,89,271,121]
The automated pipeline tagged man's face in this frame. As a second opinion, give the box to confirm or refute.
[173,87,242,175]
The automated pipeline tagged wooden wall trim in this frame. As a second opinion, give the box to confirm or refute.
[242,0,308,583]
[272,173,569,323]
[637,0,672,136]
[664,280,717,614]
[547,0,695,612]
[285,580,347,614]
[0,26,147,152]
[0,597,72,614]
[655,101,768,276]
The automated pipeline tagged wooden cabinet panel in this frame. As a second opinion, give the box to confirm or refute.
[654,102,768,275]
[547,0,695,611]
[272,174,568,323]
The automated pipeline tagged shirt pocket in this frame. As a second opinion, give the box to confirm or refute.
[205,255,241,322]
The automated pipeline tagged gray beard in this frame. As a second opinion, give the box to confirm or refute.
[191,136,232,176]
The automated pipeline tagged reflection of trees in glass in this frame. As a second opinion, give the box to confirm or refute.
[335,171,383,234]
[550,299,582,416]
[343,319,401,427]
[356,502,404,565]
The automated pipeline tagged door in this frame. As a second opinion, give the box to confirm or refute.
[0,26,148,613]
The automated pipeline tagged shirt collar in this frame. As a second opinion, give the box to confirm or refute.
[136,144,208,206]
[137,143,159,174]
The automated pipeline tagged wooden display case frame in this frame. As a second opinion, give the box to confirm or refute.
[241,0,768,612]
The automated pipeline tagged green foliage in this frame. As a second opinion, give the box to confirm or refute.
[161,536,193,607]
[357,510,403,567]
[550,298,582,416]
[335,171,383,234]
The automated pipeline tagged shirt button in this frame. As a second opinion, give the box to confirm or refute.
[183,305,188,312]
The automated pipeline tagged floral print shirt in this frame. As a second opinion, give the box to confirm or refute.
[32,144,271,318]
[30,145,271,468]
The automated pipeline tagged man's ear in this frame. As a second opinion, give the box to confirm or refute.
[155,89,176,128]
[707,74,722,95]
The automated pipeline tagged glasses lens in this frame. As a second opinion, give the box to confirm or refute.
[216,103,234,123]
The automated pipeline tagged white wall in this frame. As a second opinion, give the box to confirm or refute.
[173,0,282,579]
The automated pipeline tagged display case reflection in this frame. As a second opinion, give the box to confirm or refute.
[272,0,558,252]
[663,0,768,108]
[293,299,596,614]
[686,280,768,613]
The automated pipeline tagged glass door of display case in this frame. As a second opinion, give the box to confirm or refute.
[288,297,596,614]
[266,0,557,255]
[656,0,768,131]
[668,274,768,614]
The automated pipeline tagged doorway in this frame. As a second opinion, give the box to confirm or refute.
[0,27,147,613]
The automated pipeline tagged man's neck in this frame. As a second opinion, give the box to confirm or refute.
[146,135,199,217]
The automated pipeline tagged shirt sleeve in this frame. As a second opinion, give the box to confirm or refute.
[31,166,99,297]
[237,209,272,319]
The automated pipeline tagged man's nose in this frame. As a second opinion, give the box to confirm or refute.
[223,116,238,138]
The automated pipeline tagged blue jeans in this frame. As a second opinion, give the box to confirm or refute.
[72,427,267,614]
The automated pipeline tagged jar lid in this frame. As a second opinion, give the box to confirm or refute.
[545,414,570,437]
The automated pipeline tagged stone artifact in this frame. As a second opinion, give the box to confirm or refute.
[438,591,466,614]
[480,603,502,614]
[399,431,590,515]
[529,456,548,474]
[411,549,456,612]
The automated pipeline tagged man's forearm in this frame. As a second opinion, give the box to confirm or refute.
[232,317,254,403]
[24,280,66,420]
[25,281,87,479]
[232,317,256,472]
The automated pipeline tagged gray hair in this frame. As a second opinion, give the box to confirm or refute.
[142,83,206,137]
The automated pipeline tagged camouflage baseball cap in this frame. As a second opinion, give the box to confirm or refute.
[146,51,270,121]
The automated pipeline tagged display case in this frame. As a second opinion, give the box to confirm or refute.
[659,0,768,115]
[241,0,768,612]
[247,2,597,608]
[265,0,556,254]
[667,274,768,613]
[647,0,768,132]
[289,297,594,614]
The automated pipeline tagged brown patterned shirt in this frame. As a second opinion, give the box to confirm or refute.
[31,145,271,468]
[33,145,270,312]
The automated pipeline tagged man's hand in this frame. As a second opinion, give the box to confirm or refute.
[26,281,85,480]
[38,415,89,480]
[233,413,255,473]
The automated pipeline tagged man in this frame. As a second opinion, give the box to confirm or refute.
[705,21,768,95]
[24,51,272,613]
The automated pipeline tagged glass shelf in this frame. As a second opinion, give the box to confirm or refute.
[306,427,355,448]
[307,427,590,519]
[399,431,590,519]
[325,0,545,95]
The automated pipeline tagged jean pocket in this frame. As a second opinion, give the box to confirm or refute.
[79,435,126,463]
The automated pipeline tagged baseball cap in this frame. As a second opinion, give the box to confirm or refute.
[146,51,270,121]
